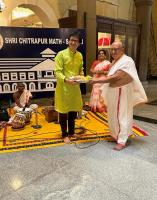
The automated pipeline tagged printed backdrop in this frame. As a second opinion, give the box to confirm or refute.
[0,27,86,100]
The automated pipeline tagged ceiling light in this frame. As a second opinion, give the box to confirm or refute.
[0,0,5,12]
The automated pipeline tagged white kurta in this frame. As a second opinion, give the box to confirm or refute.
[14,89,32,112]
[101,54,148,144]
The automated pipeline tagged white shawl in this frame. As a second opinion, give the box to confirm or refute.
[101,54,148,106]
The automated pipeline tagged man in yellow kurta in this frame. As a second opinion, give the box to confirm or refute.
[54,32,84,143]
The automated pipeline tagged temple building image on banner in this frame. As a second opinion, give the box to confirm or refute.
[0,48,56,93]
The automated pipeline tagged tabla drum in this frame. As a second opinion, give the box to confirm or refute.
[19,107,33,124]
[12,113,26,129]
[16,107,33,124]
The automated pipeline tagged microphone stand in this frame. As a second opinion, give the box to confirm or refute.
[31,107,42,129]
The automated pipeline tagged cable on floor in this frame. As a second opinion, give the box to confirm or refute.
[72,126,101,149]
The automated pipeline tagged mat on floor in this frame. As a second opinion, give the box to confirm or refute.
[0,110,148,154]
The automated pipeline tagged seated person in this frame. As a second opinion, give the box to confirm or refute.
[13,83,32,112]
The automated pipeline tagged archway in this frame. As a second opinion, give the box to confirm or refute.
[46,82,54,90]
[4,0,59,27]
[3,83,10,92]
[12,83,17,91]
[29,82,36,91]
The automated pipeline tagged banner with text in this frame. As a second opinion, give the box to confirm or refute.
[0,27,86,99]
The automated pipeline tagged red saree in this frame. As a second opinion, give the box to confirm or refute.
[90,60,111,112]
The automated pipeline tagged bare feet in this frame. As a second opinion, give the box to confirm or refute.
[63,137,71,144]
[109,136,117,142]
[113,143,126,151]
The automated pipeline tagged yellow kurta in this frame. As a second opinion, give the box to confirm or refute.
[54,48,84,113]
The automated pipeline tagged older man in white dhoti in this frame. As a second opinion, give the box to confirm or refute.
[92,41,148,150]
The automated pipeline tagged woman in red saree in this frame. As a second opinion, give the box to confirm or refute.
[90,49,111,112]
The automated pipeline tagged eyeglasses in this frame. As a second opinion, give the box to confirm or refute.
[110,48,122,52]
[69,39,79,43]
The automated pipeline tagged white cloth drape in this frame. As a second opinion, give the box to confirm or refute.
[101,54,147,144]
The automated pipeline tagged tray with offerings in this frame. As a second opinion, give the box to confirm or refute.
[69,75,92,83]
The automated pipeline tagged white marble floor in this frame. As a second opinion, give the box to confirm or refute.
[0,81,157,200]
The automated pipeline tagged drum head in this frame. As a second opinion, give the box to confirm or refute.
[30,104,38,110]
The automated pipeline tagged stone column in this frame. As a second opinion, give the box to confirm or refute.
[77,0,96,75]
[135,0,154,82]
